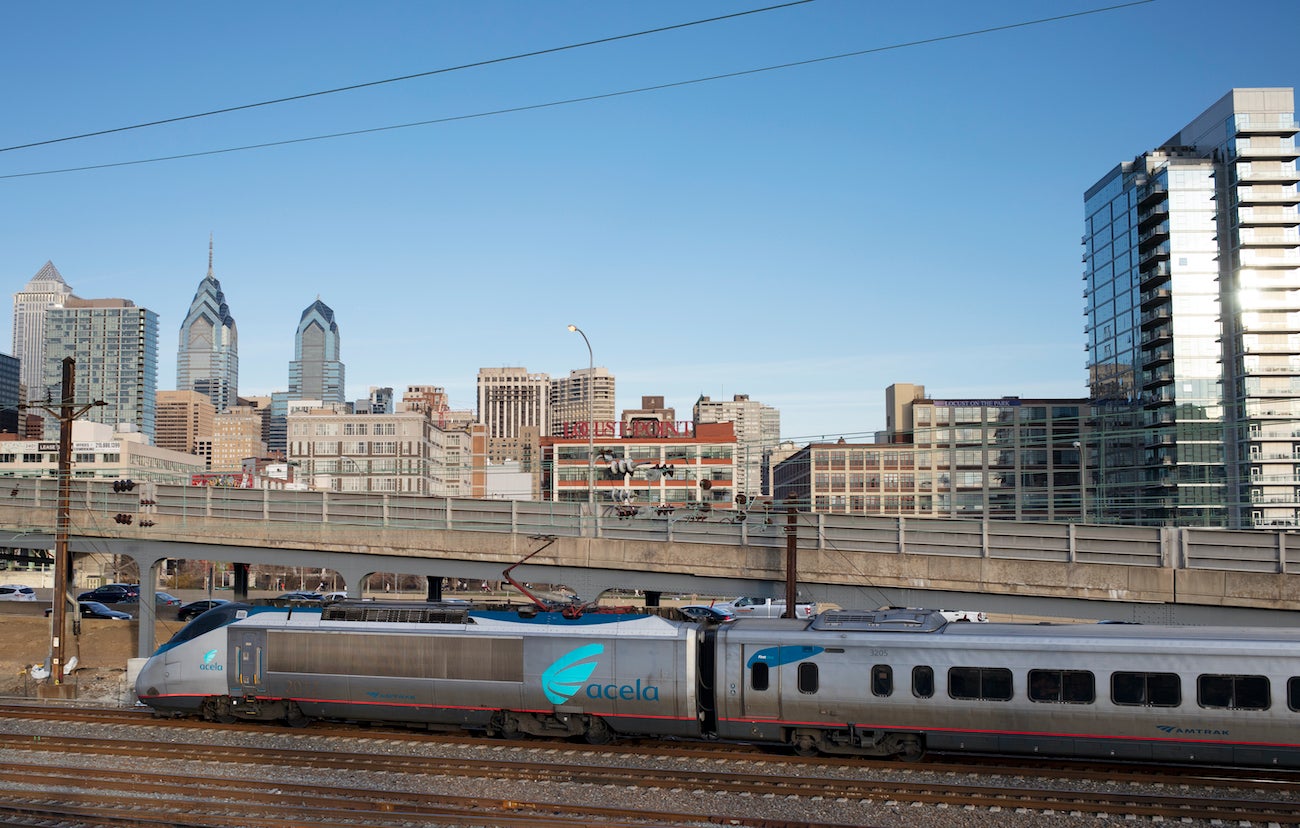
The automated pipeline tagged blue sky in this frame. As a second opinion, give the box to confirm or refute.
[2,0,1296,442]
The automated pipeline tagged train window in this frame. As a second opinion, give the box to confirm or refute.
[1290,677,1300,712]
[872,665,893,697]
[798,662,819,694]
[912,666,934,699]
[1029,669,1095,704]
[1112,672,1181,707]
[1198,674,1270,711]
[752,662,770,692]
[948,667,1013,701]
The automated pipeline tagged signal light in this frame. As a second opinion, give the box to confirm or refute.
[113,479,136,493]
[113,513,133,525]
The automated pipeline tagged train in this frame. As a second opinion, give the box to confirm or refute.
[134,601,1300,767]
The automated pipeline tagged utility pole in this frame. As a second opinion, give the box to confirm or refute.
[21,357,105,693]
[784,495,798,618]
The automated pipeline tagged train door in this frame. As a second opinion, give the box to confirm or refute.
[232,629,266,696]
[741,644,780,719]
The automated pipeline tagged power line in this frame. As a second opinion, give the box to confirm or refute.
[0,1,816,155]
[1,0,1156,181]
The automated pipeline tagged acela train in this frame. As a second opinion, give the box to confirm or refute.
[135,602,1300,767]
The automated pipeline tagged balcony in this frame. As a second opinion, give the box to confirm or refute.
[1230,142,1300,161]
[1236,161,1300,184]
[1236,184,1300,206]
[1138,221,1171,246]
[1232,115,1300,136]
[1138,242,1172,270]
[1140,308,1171,330]
[1139,261,1172,290]
[1141,366,1175,389]
[1140,287,1171,310]
[1137,185,1168,211]
[1145,345,1175,365]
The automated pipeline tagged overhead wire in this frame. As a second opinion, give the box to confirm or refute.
[0,0,1157,181]
[0,0,817,155]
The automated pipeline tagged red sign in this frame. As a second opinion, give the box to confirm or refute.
[560,420,695,439]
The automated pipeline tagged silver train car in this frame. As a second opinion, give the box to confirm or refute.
[136,604,1300,767]
[710,609,1300,766]
[134,601,698,744]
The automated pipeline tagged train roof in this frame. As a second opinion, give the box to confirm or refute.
[727,608,1300,647]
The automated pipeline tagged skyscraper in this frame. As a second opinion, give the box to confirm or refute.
[549,367,615,437]
[1083,88,1299,528]
[43,298,159,440]
[477,367,549,465]
[694,394,781,497]
[288,298,344,404]
[177,238,238,413]
[11,261,75,401]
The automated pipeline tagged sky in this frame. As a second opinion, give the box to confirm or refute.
[1,0,1297,443]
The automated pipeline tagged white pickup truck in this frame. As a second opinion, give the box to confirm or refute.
[717,595,818,619]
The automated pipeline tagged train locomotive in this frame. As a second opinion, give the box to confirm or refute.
[135,602,1300,767]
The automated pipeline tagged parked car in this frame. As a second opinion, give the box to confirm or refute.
[714,595,818,619]
[77,584,139,604]
[0,584,37,602]
[678,605,735,623]
[154,591,182,607]
[177,598,230,622]
[45,601,132,620]
[276,591,323,602]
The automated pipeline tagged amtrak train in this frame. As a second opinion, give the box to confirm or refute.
[134,601,1300,767]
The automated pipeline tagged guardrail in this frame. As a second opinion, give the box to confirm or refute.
[1,478,1297,575]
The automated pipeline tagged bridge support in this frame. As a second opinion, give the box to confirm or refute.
[425,575,442,601]
[232,563,249,601]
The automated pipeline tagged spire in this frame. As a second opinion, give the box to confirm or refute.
[207,234,214,277]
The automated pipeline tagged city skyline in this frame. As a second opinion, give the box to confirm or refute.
[1,1,1296,440]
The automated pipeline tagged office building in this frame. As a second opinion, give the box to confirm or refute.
[477,367,549,464]
[155,390,215,455]
[0,353,18,436]
[544,421,737,508]
[773,386,1089,521]
[288,298,345,404]
[211,405,268,472]
[694,394,781,497]
[549,367,615,437]
[1084,88,1299,527]
[42,298,158,441]
[12,261,76,401]
[286,407,485,496]
[176,238,238,413]
[0,420,204,484]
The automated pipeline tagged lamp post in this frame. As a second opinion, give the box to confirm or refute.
[567,324,595,510]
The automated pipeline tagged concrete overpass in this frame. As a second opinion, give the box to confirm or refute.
[2,478,1299,657]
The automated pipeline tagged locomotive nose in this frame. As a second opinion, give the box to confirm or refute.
[133,654,169,702]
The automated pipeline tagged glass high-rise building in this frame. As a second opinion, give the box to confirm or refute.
[1083,88,1299,527]
[176,238,238,413]
[43,298,159,440]
[288,298,344,404]
[11,261,75,402]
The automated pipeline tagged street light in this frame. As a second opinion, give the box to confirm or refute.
[567,324,595,510]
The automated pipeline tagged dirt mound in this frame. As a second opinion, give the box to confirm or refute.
[0,615,173,703]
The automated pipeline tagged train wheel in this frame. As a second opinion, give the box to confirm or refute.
[205,697,237,725]
[790,732,819,757]
[895,735,925,762]
[284,703,312,729]
[583,717,612,745]
[492,711,521,739]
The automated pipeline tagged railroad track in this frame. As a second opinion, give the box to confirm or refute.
[1,704,1298,826]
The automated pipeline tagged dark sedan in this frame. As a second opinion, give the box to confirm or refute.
[177,598,231,622]
[77,584,139,604]
[678,605,736,623]
[45,601,132,620]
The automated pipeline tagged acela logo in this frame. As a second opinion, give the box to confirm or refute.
[199,648,223,671]
[542,643,603,704]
